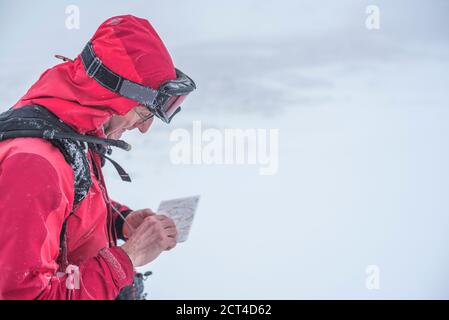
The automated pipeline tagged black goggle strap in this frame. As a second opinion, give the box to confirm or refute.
[81,41,193,124]
[81,42,159,108]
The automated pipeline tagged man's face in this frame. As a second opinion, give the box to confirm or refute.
[104,105,154,140]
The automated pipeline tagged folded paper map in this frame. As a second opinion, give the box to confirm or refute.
[157,196,200,243]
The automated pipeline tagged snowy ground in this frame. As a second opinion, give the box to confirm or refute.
[1,0,449,299]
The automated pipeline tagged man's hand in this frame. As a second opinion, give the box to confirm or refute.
[122,208,155,239]
[121,213,177,267]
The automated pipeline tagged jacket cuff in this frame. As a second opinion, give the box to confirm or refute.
[98,247,134,289]
[114,209,132,241]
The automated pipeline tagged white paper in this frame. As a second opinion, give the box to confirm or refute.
[157,195,200,243]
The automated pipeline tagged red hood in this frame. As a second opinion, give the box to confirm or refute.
[14,15,176,136]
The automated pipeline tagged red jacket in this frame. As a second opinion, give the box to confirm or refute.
[0,15,176,300]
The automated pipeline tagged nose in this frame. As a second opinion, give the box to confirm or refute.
[137,117,154,133]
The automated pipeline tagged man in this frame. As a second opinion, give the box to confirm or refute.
[0,15,196,299]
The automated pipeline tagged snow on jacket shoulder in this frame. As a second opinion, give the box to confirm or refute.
[0,138,134,300]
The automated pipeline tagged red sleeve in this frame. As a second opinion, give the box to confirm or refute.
[0,153,134,300]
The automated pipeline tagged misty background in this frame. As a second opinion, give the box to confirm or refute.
[0,0,448,299]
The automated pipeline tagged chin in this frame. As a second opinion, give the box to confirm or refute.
[108,132,123,140]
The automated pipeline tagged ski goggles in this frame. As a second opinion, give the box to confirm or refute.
[81,41,196,124]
